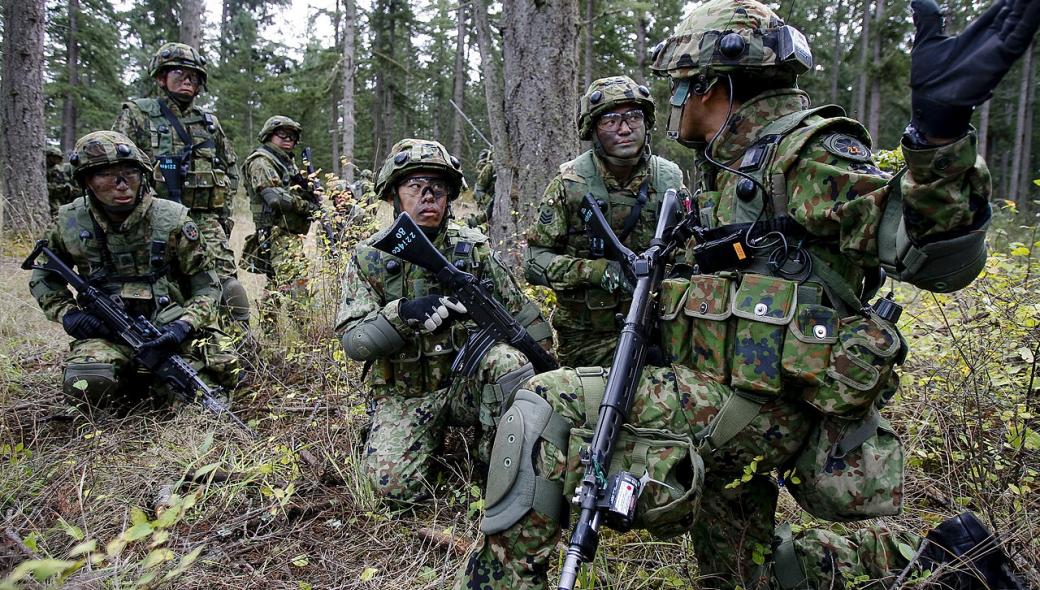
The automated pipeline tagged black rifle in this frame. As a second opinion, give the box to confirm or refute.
[23,240,256,437]
[371,212,558,375]
[558,189,696,590]
[293,147,338,255]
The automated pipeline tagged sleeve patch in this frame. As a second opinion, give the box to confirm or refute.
[822,134,874,163]
[182,221,200,241]
[538,207,555,225]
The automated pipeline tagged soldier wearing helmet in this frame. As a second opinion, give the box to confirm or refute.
[334,139,552,504]
[466,148,495,230]
[45,144,76,217]
[453,0,1037,588]
[29,131,236,409]
[113,42,249,338]
[524,75,686,367]
[239,116,315,331]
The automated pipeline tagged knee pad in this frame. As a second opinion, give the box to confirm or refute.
[480,362,535,427]
[220,277,251,322]
[63,362,119,405]
[481,389,572,534]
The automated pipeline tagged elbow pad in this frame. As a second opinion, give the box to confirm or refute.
[260,187,293,212]
[523,247,556,287]
[879,204,991,293]
[341,314,405,361]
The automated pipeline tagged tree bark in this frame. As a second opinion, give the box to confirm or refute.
[866,0,885,142]
[179,0,204,48]
[450,4,468,157]
[330,0,342,177]
[1,0,48,234]
[1010,43,1032,204]
[633,11,648,85]
[498,0,580,252]
[978,99,990,161]
[854,0,871,120]
[582,0,593,89]
[61,0,80,152]
[829,0,844,104]
[1017,43,1036,200]
[341,0,356,181]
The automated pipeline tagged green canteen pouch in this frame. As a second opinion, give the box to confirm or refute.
[781,304,838,387]
[564,425,704,538]
[785,409,904,521]
[730,273,797,396]
[658,278,691,365]
[683,273,735,384]
[803,312,904,417]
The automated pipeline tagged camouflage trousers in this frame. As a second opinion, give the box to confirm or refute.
[190,211,237,279]
[260,227,310,331]
[552,326,618,368]
[454,365,919,590]
[364,343,530,503]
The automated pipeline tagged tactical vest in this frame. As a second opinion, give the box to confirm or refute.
[243,146,311,235]
[361,223,489,395]
[127,98,231,212]
[555,152,683,331]
[60,196,192,323]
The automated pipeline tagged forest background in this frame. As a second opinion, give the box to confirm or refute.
[0,0,1038,588]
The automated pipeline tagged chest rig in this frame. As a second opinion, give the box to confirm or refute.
[244,146,306,233]
[130,98,229,211]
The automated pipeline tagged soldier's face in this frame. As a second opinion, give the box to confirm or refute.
[158,67,201,99]
[595,106,646,159]
[396,172,450,228]
[86,164,142,209]
[271,129,299,151]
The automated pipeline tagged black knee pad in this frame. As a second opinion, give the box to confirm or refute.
[63,362,120,405]
[220,277,251,322]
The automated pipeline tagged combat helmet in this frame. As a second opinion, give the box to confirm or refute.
[257,115,302,143]
[149,42,208,89]
[68,131,153,188]
[577,76,656,140]
[45,145,64,162]
[375,139,466,202]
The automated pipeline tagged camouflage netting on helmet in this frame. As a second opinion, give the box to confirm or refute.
[69,131,152,186]
[149,42,209,87]
[257,115,303,143]
[650,0,811,84]
[375,138,466,201]
[577,76,656,140]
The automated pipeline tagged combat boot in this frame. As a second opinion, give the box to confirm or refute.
[917,512,1028,590]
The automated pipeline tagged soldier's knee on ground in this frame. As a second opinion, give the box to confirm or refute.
[365,461,432,505]
[220,277,251,322]
[63,362,121,406]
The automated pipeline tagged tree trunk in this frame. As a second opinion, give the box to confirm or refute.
[1010,43,1032,204]
[499,0,580,252]
[866,0,885,142]
[330,0,342,177]
[1017,43,1036,200]
[61,0,80,152]
[450,3,468,157]
[179,0,204,48]
[854,0,871,120]
[978,99,990,161]
[633,11,648,85]
[582,0,593,89]
[342,0,356,181]
[829,0,843,104]
[1,0,48,234]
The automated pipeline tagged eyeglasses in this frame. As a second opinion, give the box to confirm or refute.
[398,176,451,200]
[166,68,201,86]
[93,166,143,186]
[597,110,645,132]
[273,130,299,142]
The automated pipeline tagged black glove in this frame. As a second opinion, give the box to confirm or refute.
[140,320,193,350]
[910,0,1040,139]
[398,295,468,333]
[62,309,112,340]
[600,260,635,294]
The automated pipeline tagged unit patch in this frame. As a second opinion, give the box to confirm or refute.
[182,221,200,241]
[822,134,873,163]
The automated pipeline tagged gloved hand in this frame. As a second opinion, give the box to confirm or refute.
[62,309,112,340]
[140,320,193,350]
[910,0,1040,139]
[399,295,468,333]
[599,260,634,294]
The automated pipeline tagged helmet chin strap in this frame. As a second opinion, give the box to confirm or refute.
[88,183,144,216]
[162,86,197,108]
[392,194,452,236]
[592,137,647,168]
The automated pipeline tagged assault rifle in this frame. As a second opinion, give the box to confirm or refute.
[371,212,558,375]
[558,189,696,590]
[294,147,338,254]
[23,240,256,437]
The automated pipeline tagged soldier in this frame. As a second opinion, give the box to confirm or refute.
[352,168,378,207]
[454,0,1037,588]
[524,76,685,367]
[46,145,77,217]
[467,148,495,230]
[240,116,316,331]
[29,131,235,408]
[335,139,553,503]
[113,42,249,333]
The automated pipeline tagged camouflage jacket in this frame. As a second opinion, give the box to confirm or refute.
[526,151,684,331]
[30,192,221,330]
[691,88,990,305]
[467,157,496,228]
[336,222,550,396]
[47,162,77,217]
[244,143,313,235]
[113,95,239,215]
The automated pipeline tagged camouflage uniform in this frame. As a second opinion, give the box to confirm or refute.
[525,76,685,368]
[455,1,999,588]
[46,147,76,217]
[30,132,233,407]
[467,149,495,230]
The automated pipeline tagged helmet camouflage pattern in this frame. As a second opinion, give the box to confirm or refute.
[45,145,64,159]
[68,131,152,187]
[577,76,656,140]
[650,0,812,84]
[257,115,303,143]
[375,139,466,202]
[149,42,209,88]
